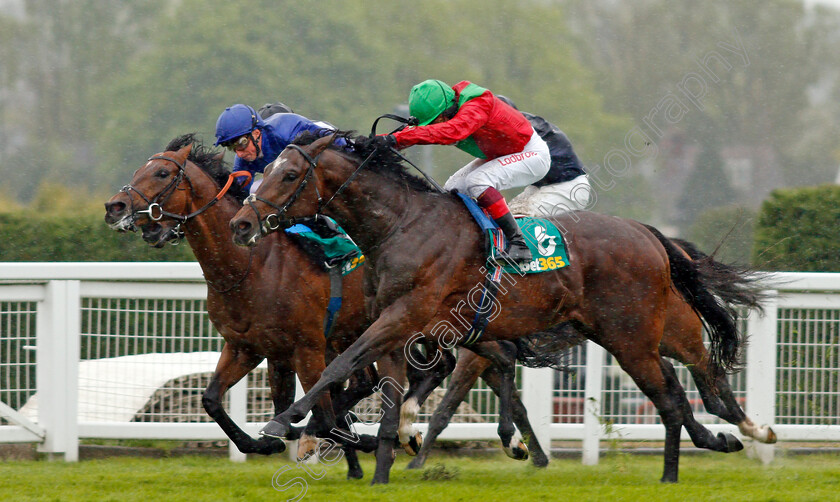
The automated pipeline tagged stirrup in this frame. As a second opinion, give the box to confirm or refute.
[496,241,532,266]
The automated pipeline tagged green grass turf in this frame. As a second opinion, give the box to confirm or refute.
[3,451,840,501]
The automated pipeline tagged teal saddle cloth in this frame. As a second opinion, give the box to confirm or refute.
[456,192,569,273]
[284,217,364,275]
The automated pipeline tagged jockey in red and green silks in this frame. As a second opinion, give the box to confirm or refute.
[387,79,551,265]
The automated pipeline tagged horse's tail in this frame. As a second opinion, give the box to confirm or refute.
[668,237,767,314]
[644,226,742,376]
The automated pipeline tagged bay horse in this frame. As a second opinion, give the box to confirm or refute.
[103,134,407,478]
[408,239,775,469]
[229,132,745,484]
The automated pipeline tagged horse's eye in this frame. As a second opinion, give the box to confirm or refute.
[156,169,169,178]
[284,172,298,182]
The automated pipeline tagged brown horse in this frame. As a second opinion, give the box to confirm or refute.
[104,134,392,478]
[229,132,744,484]
[408,239,775,469]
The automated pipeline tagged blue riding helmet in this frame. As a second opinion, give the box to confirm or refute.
[214,104,266,146]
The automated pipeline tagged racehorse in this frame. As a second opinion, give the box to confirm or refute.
[104,134,393,478]
[408,240,775,469]
[229,132,745,484]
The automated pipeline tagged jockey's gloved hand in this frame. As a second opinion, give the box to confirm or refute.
[372,134,397,150]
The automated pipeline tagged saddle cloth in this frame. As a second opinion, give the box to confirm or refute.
[284,217,364,276]
[456,192,569,274]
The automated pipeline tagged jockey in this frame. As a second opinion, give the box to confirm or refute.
[380,79,551,265]
[214,103,336,192]
[495,96,592,216]
[215,103,357,261]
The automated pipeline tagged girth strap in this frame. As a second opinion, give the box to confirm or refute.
[323,267,343,340]
[461,276,500,346]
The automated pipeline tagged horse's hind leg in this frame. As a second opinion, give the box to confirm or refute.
[480,358,550,467]
[469,341,528,461]
[660,359,743,455]
[689,361,777,444]
[406,348,490,469]
[398,343,456,456]
[662,328,777,444]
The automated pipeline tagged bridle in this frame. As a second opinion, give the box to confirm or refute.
[120,152,255,294]
[243,144,324,236]
[120,153,251,244]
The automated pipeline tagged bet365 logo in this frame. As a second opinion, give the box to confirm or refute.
[533,225,556,256]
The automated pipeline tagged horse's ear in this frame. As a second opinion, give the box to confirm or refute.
[212,152,225,163]
[308,134,336,157]
[172,144,193,163]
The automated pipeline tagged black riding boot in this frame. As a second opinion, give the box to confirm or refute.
[494,212,532,265]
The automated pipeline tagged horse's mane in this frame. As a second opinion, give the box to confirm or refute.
[164,133,250,203]
[291,130,435,193]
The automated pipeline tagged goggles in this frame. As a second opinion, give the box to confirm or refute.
[223,135,251,152]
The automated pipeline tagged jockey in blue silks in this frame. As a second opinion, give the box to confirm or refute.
[214,103,338,192]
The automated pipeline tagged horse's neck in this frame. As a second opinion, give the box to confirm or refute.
[182,192,276,286]
[324,170,449,256]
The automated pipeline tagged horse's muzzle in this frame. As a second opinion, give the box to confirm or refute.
[230,217,261,247]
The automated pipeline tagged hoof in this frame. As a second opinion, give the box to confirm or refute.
[503,439,529,461]
[260,419,289,439]
[718,432,744,453]
[406,456,426,470]
[347,467,364,480]
[762,426,778,444]
[253,436,287,455]
[530,453,549,468]
[402,431,422,456]
[297,435,319,462]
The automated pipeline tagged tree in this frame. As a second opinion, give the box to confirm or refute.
[676,145,735,230]
[752,185,840,272]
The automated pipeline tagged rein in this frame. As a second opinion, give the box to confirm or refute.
[244,116,445,239]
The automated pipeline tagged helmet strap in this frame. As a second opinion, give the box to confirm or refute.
[250,130,262,159]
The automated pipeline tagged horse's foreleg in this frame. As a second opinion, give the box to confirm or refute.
[468,341,528,461]
[260,301,431,444]
[329,367,379,480]
[398,344,457,456]
[293,347,339,461]
[371,350,407,485]
[203,345,286,455]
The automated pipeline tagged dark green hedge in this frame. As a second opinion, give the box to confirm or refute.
[0,211,194,261]
[752,185,840,272]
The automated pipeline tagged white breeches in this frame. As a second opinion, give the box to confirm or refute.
[508,175,592,217]
[443,130,550,199]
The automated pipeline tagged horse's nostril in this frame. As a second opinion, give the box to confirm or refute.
[106,201,126,215]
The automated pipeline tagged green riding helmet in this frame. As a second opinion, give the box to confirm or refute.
[408,79,456,126]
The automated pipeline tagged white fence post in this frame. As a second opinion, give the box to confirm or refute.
[520,366,553,455]
[228,378,248,462]
[582,341,605,465]
[36,280,80,461]
[745,290,778,464]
